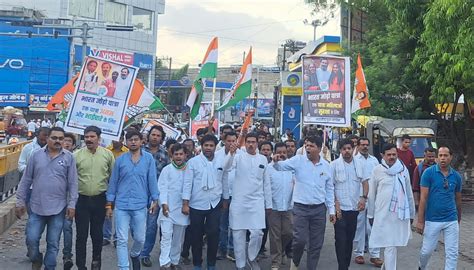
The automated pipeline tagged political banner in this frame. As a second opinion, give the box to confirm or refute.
[189,102,219,139]
[234,98,274,118]
[301,55,351,127]
[65,56,138,140]
[141,119,181,141]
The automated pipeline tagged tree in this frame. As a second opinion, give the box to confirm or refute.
[171,64,189,80]
[415,0,474,164]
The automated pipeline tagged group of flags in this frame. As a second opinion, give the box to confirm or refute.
[186,37,253,120]
[47,36,371,125]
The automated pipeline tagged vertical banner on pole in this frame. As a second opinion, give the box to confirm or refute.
[301,55,350,127]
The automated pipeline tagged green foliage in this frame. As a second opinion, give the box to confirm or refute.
[415,0,474,103]
[171,64,189,80]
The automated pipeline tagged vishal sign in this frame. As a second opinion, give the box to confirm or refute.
[0,59,24,69]
[89,48,134,65]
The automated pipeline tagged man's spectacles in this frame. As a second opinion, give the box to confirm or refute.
[443,178,449,190]
[50,136,64,141]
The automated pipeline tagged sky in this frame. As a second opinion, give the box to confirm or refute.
[156,0,340,68]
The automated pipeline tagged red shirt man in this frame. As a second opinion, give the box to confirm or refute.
[397,134,417,181]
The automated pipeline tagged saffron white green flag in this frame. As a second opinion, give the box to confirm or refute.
[186,37,218,119]
[217,47,252,111]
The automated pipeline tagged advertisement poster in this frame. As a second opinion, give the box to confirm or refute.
[190,102,219,139]
[65,56,138,140]
[234,99,274,118]
[281,95,302,141]
[302,55,351,127]
[142,119,181,141]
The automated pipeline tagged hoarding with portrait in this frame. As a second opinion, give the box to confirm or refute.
[65,56,138,140]
[301,55,351,127]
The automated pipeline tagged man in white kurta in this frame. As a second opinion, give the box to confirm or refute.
[367,143,415,270]
[228,133,272,270]
[353,137,383,267]
[158,144,190,269]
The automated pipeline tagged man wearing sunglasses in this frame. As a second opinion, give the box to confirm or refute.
[417,146,462,270]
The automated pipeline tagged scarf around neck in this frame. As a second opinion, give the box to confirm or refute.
[172,160,187,170]
[382,159,410,220]
[199,153,216,191]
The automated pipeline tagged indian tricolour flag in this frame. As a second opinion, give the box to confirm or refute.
[217,47,252,111]
[187,37,218,119]
[126,81,165,119]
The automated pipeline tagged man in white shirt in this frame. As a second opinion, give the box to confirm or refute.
[216,131,238,261]
[114,68,133,100]
[18,127,50,173]
[27,119,37,138]
[158,144,190,269]
[330,139,368,270]
[273,136,335,270]
[367,143,415,270]
[183,134,230,270]
[228,133,272,270]
[316,58,331,90]
[268,142,294,270]
[353,137,383,267]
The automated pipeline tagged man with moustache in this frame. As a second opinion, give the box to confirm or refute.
[417,146,462,270]
[353,137,382,267]
[330,139,368,270]
[16,127,78,270]
[367,143,415,270]
[273,135,335,270]
[284,140,297,158]
[412,147,437,207]
[228,133,272,270]
[140,125,170,267]
[74,126,115,270]
[183,134,231,270]
[267,142,294,270]
[106,130,159,270]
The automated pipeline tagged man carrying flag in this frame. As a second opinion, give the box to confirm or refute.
[351,54,371,113]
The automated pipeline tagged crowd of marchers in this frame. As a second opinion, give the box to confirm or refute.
[14,121,462,270]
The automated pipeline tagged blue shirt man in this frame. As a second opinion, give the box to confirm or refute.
[106,130,159,270]
[417,147,462,270]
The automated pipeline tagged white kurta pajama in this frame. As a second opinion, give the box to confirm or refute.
[158,164,190,267]
[228,151,272,269]
[367,160,415,270]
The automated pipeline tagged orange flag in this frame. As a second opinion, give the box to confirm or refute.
[351,54,371,113]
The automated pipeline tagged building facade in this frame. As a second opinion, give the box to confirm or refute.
[0,0,165,111]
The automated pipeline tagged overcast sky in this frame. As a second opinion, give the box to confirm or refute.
[156,0,339,68]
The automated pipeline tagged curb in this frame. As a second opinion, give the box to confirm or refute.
[0,196,17,235]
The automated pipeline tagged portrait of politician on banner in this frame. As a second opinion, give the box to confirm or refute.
[65,56,138,140]
[302,55,351,127]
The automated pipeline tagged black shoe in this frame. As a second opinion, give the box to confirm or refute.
[216,250,226,260]
[226,251,236,262]
[141,257,152,267]
[180,256,191,265]
[102,239,111,246]
[63,257,74,270]
[91,260,101,270]
[131,256,141,270]
[31,253,43,270]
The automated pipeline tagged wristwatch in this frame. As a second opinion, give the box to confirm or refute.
[361,195,368,200]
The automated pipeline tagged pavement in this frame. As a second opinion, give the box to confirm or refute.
[0,199,473,269]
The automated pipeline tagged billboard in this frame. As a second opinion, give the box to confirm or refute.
[302,55,351,127]
[74,45,154,70]
[234,98,274,118]
[65,56,138,140]
[0,22,70,107]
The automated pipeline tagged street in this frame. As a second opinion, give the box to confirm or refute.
[1,201,474,269]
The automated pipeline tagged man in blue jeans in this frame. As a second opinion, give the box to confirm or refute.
[141,125,170,267]
[15,127,78,270]
[417,146,462,270]
[106,130,159,270]
[62,132,77,270]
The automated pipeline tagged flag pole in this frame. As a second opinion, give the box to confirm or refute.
[211,77,217,117]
